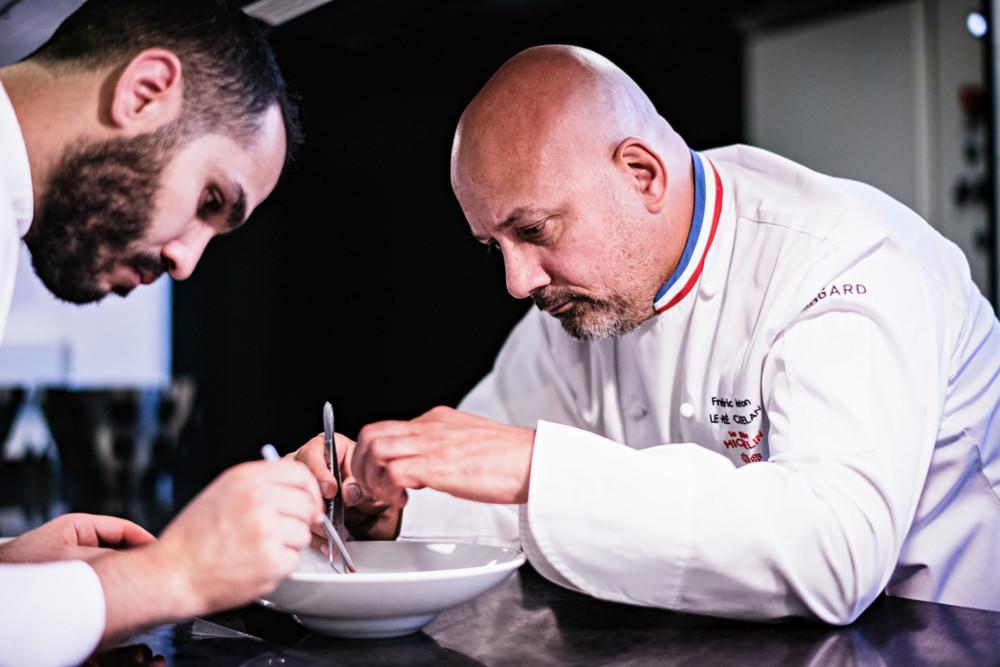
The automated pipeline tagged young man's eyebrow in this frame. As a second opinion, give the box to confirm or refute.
[226,185,248,231]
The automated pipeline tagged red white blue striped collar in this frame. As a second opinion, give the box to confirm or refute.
[653,150,723,313]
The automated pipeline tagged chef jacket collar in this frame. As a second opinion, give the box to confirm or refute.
[653,150,722,313]
[0,81,33,239]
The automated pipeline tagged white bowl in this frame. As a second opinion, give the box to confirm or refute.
[258,541,526,638]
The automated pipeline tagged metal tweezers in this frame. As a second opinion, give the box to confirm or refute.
[323,401,356,573]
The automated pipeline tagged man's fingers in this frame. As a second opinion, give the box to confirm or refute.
[260,481,324,531]
[346,499,405,541]
[70,514,156,549]
[355,449,425,506]
[353,425,431,498]
[290,434,338,494]
[111,522,157,548]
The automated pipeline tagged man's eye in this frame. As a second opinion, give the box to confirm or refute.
[520,220,547,241]
[485,240,501,255]
[200,189,223,217]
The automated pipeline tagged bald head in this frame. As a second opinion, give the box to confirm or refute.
[451,45,688,198]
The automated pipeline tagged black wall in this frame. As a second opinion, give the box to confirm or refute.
[172,0,747,503]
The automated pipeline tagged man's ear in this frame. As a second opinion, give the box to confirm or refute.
[109,48,183,132]
[614,137,667,213]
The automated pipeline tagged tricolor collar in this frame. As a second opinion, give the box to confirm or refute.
[653,150,722,313]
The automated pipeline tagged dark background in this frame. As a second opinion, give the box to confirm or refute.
[171,0,889,503]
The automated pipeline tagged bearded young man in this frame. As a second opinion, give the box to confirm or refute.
[296,45,1000,626]
[0,2,326,664]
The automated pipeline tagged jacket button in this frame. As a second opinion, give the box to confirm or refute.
[680,403,694,418]
[628,404,648,419]
[701,281,717,300]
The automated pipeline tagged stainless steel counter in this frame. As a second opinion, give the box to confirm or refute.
[95,563,1000,666]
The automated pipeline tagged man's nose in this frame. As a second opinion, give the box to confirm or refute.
[161,224,215,281]
[504,245,550,300]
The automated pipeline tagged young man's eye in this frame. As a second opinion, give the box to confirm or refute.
[485,239,501,255]
[200,189,223,217]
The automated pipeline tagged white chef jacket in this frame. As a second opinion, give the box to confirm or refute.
[0,82,106,667]
[400,145,1000,625]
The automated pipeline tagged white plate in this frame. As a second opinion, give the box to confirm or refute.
[258,541,525,638]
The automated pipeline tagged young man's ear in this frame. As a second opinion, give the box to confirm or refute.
[110,48,183,132]
[614,137,668,213]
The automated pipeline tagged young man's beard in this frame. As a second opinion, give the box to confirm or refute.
[26,132,173,304]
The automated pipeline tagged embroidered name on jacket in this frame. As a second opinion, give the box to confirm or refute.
[709,397,762,426]
[707,396,765,464]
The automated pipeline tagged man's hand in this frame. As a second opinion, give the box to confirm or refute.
[90,457,323,648]
[352,406,535,508]
[151,458,322,611]
[0,513,155,564]
[292,433,403,543]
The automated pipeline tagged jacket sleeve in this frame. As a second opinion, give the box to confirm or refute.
[0,560,105,666]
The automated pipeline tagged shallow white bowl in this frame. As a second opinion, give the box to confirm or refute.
[258,541,526,638]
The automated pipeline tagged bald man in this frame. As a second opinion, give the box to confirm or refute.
[297,45,1000,624]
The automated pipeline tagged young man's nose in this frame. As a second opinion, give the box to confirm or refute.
[161,224,214,281]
